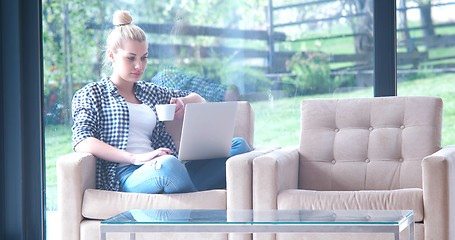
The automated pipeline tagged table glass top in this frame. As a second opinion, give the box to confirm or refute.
[102,209,413,225]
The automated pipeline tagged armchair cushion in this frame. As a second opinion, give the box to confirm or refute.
[277,188,423,222]
[82,189,226,220]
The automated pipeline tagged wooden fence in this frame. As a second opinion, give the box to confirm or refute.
[89,1,455,87]
[268,0,455,76]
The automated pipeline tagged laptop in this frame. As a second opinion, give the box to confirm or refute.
[177,101,237,161]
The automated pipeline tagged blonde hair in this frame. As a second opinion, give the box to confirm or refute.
[104,10,147,69]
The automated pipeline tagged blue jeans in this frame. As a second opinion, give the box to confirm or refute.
[116,137,251,193]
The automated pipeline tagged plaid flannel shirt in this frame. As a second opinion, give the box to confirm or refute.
[71,77,190,191]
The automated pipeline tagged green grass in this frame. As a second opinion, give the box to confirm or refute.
[44,73,455,210]
[252,86,374,147]
[45,125,73,210]
[251,73,455,148]
[398,74,455,145]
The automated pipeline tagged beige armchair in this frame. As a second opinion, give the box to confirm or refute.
[57,101,277,240]
[253,96,455,240]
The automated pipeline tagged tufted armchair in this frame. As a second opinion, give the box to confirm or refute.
[253,96,455,240]
[57,101,277,240]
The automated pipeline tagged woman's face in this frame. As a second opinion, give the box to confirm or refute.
[110,39,148,84]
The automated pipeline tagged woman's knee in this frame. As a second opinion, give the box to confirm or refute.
[123,155,195,193]
[156,155,186,170]
[155,155,197,193]
[157,154,180,164]
[232,137,247,146]
[230,137,251,156]
[155,155,186,175]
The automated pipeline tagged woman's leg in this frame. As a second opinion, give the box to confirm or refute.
[117,155,197,194]
[229,137,252,156]
[185,137,251,191]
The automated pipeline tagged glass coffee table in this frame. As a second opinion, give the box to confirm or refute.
[101,209,414,240]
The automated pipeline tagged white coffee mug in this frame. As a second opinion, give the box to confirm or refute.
[155,104,176,121]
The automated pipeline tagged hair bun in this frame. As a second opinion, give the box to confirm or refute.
[113,10,133,27]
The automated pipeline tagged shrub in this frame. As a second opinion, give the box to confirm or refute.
[283,51,335,95]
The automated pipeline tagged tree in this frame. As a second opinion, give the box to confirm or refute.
[341,0,374,86]
[42,0,109,125]
[415,0,435,49]
[398,0,414,52]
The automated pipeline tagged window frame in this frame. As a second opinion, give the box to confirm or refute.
[374,0,397,97]
[1,0,45,239]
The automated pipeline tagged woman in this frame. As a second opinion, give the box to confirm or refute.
[71,10,251,194]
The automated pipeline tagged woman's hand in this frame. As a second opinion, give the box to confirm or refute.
[170,97,185,120]
[170,93,206,120]
[130,148,174,165]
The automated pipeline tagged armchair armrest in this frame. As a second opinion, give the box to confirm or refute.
[226,146,280,210]
[422,145,455,240]
[252,146,299,210]
[57,152,96,240]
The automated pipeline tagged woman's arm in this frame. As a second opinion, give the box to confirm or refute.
[182,92,206,104]
[74,137,174,165]
[171,92,206,119]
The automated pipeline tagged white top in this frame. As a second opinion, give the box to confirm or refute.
[119,102,157,167]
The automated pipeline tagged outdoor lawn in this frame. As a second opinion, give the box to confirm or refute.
[45,73,455,211]
[254,73,455,147]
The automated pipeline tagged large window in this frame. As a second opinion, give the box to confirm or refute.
[43,0,455,239]
[42,1,377,237]
[12,0,455,239]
